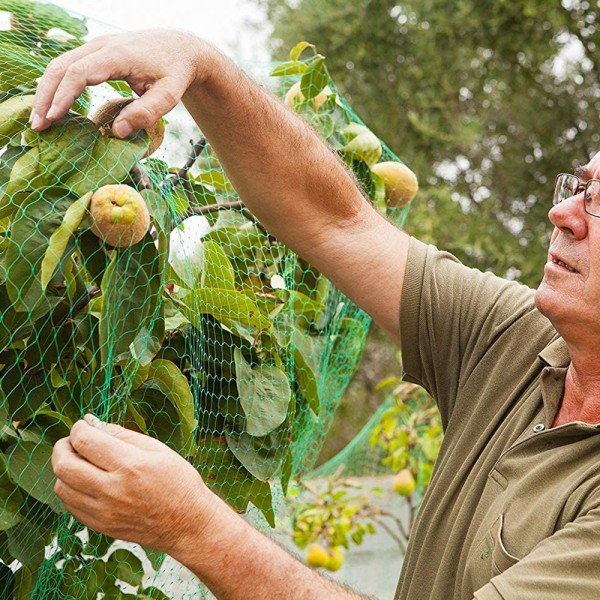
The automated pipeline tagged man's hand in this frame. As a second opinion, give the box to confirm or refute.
[31,29,210,136]
[51,414,218,556]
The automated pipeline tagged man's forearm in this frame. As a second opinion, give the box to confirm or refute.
[170,495,373,600]
[181,45,374,265]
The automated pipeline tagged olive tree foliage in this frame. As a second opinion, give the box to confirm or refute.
[259,0,600,286]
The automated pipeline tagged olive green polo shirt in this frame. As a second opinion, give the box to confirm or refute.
[394,238,600,600]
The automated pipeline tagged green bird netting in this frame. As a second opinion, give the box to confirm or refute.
[0,1,415,598]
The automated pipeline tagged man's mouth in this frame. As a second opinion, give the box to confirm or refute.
[551,256,578,273]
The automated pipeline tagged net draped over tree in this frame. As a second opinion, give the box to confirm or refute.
[0,1,416,598]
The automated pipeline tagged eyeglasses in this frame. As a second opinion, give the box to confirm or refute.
[553,173,600,218]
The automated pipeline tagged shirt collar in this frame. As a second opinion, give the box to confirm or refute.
[538,335,570,368]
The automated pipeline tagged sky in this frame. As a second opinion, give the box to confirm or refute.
[48,0,272,63]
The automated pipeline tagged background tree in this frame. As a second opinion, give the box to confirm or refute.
[259,0,599,285]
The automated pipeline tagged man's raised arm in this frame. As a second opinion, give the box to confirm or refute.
[30,29,410,344]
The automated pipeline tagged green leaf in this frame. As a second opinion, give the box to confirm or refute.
[140,587,171,600]
[194,437,275,527]
[0,147,40,220]
[289,41,316,62]
[6,517,45,572]
[105,548,144,587]
[291,327,321,414]
[270,61,308,77]
[234,348,291,437]
[40,191,92,290]
[0,453,22,530]
[99,233,161,365]
[300,56,329,101]
[29,112,149,197]
[180,288,271,332]
[201,241,235,290]
[4,188,75,312]
[0,94,33,146]
[135,359,196,456]
[225,417,289,483]
[195,170,233,191]
[107,81,134,97]
[5,441,65,513]
[0,42,46,96]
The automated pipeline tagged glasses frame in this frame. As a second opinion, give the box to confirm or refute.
[554,173,600,218]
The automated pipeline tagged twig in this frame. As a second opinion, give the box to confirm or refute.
[378,507,410,541]
[183,201,273,240]
[165,138,207,190]
[376,517,407,554]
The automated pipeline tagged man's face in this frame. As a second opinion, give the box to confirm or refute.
[535,152,600,336]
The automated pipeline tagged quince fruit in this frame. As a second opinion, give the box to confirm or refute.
[89,184,150,248]
[371,161,418,208]
[342,123,382,167]
[92,97,165,157]
[285,81,332,109]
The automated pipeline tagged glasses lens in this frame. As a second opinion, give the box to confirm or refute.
[585,180,600,217]
[554,174,579,205]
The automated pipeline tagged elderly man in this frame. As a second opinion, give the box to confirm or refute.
[35,30,600,600]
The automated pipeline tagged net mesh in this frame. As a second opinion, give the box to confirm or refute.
[0,1,415,598]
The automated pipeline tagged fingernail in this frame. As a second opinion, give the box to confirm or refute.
[46,105,60,120]
[30,112,42,130]
[113,119,132,138]
[84,413,106,429]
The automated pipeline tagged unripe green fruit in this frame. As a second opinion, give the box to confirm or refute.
[371,161,419,208]
[325,547,345,572]
[306,543,330,568]
[89,184,150,248]
[393,469,416,496]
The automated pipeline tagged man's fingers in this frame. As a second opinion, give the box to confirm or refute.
[68,419,144,472]
[54,478,100,513]
[83,414,164,452]
[52,437,108,496]
[111,78,184,137]
[31,41,102,128]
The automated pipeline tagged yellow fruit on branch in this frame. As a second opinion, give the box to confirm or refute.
[89,184,150,248]
[306,543,330,569]
[325,547,345,572]
[92,97,165,157]
[393,468,416,496]
[285,81,332,109]
[371,161,418,208]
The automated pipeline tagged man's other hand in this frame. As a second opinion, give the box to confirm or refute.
[52,414,218,555]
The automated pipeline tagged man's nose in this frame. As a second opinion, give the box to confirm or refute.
[548,192,588,240]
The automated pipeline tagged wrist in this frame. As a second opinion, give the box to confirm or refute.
[166,485,243,571]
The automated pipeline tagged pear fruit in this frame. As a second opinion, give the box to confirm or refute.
[89,184,150,248]
[306,544,330,569]
[393,469,416,496]
[371,161,418,208]
[285,81,332,109]
[92,97,165,157]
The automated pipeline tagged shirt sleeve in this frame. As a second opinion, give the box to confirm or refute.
[474,503,600,599]
[399,237,548,427]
